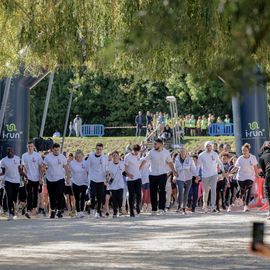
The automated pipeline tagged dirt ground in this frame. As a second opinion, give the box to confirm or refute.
[0,210,269,270]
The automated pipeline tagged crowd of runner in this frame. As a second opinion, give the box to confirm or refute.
[0,138,269,221]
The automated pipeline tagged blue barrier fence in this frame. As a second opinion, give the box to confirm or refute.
[82,124,105,137]
[208,123,234,136]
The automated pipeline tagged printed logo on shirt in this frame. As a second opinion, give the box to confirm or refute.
[32,157,36,163]
[13,159,18,165]
[57,159,62,165]
[211,155,215,161]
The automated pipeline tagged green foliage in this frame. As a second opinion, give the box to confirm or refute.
[30,70,231,137]
[1,0,270,88]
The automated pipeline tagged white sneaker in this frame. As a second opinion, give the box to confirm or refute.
[158,210,165,215]
[89,210,96,218]
[227,206,232,212]
[76,212,82,219]
[151,211,158,216]
[95,212,100,219]
[203,206,209,213]
[243,205,249,212]
[80,212,85,218]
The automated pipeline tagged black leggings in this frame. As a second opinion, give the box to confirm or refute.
[238,180,253,206]
[47,179,65,212]
[216,180,226,209]
[127,179,142,215]
[26,180,39,211]
[111,189,123,215]
[5,181,20,215]
[72,183,88,212]
[90,181,104,214]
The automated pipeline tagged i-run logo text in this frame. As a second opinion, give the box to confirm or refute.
[1,123,23,139]
[245,121,265,138]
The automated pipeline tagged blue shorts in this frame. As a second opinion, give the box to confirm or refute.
[142,183,150,190]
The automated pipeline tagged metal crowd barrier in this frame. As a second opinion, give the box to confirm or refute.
[208,123,234,136]
[82,124,105,137]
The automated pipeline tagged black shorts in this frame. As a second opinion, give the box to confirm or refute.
[65,185,73,196]
[19,186,27,202]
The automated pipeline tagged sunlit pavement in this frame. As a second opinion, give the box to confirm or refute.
[0,209,269,270]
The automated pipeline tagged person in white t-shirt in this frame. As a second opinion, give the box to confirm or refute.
[22,141,43,218]
[174,148,198,215]
[198,141,225,213]
[140,154,151,212]
[86,143,108,218]
[0,147,22,220]
[234,143,258,212]
[140,138,177,215]
[69,149,89,218]
[43,143,68,219]
[124,144,142,217]
[107,151,125,218]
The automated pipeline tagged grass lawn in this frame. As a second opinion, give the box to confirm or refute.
[52,136,235,154]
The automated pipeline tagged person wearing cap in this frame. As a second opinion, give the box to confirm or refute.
[198,141,225,213]
[140,138,177,215]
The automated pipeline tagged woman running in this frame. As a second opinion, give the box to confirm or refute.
[70,150,89,218]
[174,148,198,214]
[234,143,258,212]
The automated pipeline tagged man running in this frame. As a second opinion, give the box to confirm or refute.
[86,143,108,218]
[22,141,43,218]
[198,141,225,213]
[140,138,177,215]
[43,143,68,218]
[0,147,21,220]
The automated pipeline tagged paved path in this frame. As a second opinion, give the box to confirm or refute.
[0,210,270,270]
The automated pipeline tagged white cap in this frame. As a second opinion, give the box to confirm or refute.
[204,141,213,148]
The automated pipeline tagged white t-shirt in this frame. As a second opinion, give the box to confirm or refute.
[235,154,258,181]
[22,151,43,181]
[44,153,67,182]
[1,156,21,184]
[198,151,223,178]
[107,161,125,190]
[145,148,172,176]
[87,153,108,183]
[70,160,89,186]
[140,157,150,184]
[124,153,141,181]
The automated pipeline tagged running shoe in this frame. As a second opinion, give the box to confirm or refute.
[50,211,56,219]
[95,212,100,219]
[57,211,63,218]
[25,212,31,219]
[227,206,232,212]
[211,208,218,213]
[158,210,165,215]
[113,214,118,219]
[243,205,249,212]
